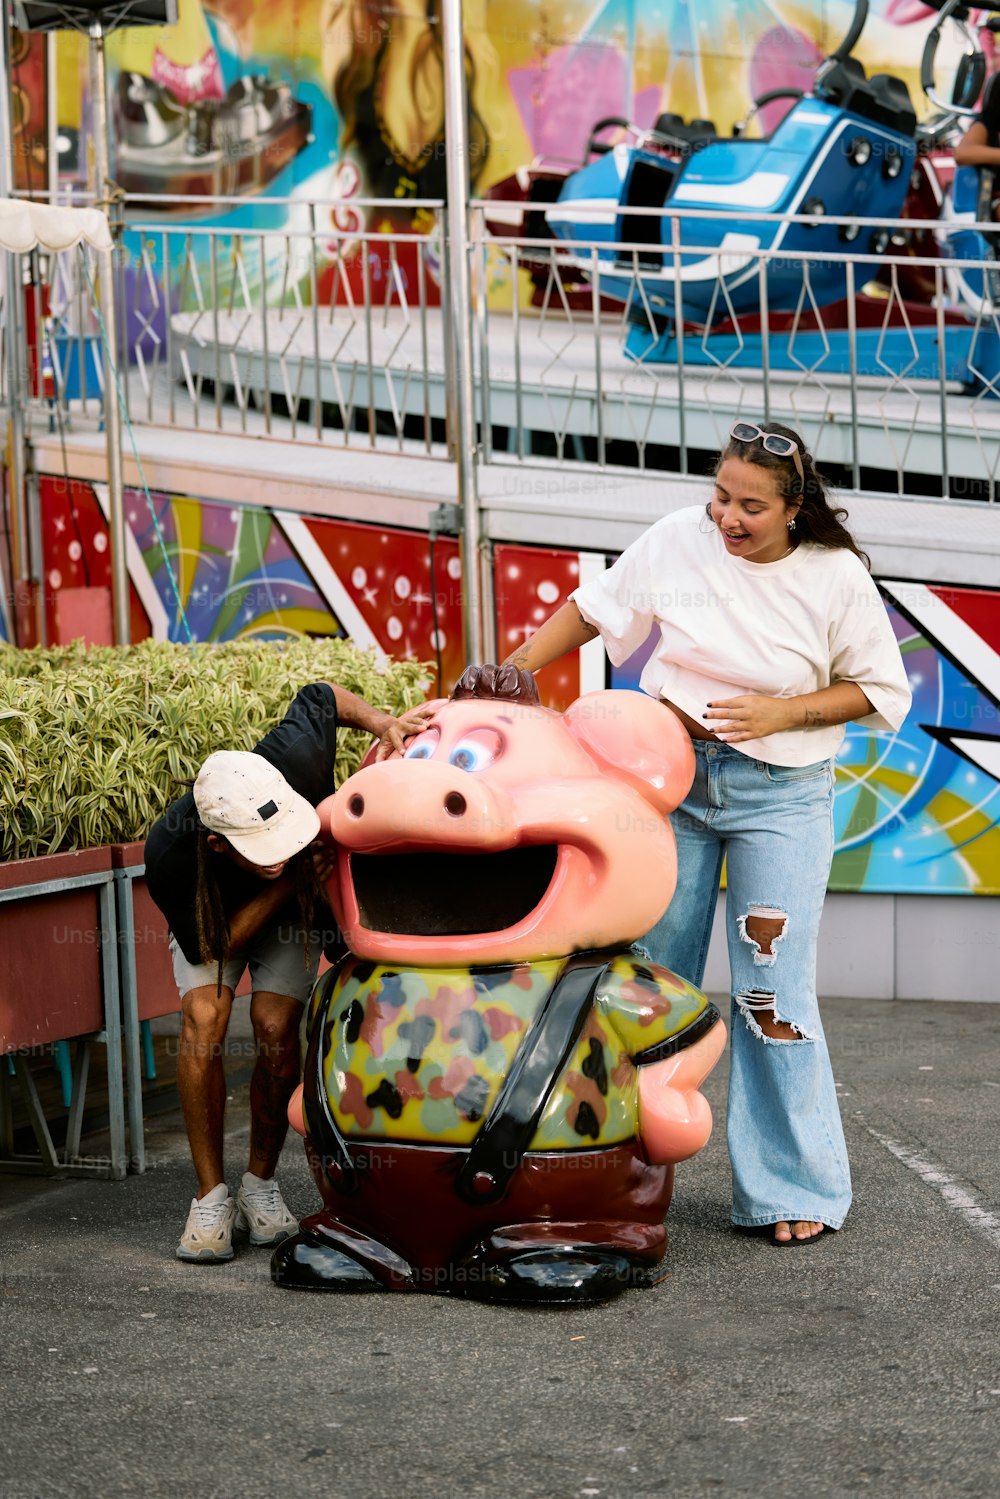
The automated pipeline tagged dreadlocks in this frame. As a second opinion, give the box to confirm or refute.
[194,829,331,997]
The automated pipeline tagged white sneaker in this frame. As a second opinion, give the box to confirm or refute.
[234,1173,298,1246]
[176,1183,236,1262]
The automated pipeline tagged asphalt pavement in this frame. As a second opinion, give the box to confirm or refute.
[2,993,999,1499]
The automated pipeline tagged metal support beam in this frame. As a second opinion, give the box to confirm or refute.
[441,0,485,666]
[1,0,32,623]
[47,33,58,205]
[88,20,130,644]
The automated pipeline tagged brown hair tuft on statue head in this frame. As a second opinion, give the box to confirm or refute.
[450,663,541,705]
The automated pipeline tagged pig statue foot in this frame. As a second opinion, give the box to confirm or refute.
[451,1242,652,1305]
[271,1232,384,1293]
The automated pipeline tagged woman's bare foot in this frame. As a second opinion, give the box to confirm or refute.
[773,1219,824,1243]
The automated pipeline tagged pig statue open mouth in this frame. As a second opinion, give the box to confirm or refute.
[273,664,726,1305]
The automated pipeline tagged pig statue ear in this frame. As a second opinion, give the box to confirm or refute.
[563,690,695,815]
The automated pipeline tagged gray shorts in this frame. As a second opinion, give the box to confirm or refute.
[169,922,322,1005]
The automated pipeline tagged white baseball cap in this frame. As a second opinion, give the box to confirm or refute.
[193,750,321,866]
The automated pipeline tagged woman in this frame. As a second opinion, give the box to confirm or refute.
[505,421,912,1245]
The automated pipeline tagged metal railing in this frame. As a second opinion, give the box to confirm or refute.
[1,196,454,459]
[116,198,452,454]
[6,194,1000,503]
[469,200,1000,503]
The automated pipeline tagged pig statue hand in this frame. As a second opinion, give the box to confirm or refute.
[638,1017,728,1163]
[274,664,726,1306]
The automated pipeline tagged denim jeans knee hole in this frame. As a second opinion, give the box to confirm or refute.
[737,905,789,967]
[735,989,814,1044]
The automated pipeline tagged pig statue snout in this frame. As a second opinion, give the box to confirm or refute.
[327,757,512,850]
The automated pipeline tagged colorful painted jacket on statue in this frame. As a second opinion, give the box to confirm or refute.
[310,952,716,1151]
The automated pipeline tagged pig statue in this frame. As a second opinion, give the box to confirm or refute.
[273,664,726,1305]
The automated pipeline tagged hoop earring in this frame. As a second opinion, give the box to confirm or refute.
[787,518,796,530]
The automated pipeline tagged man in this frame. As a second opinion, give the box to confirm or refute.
[144,680,430,1263]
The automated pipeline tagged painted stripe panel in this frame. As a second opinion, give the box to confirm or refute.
[91,482,170,641]
[949,735,1000,780]
[275,510,385,660]
[882,580,1000,702]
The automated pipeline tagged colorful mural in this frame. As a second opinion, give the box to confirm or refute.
[7,28,49,197]
[35,474,471,689]
[0,464,11,645]
[852,580,1000,897]
[36,476,150,645]
[27,475,1000,896]
[128,493,336,642]
[50,1,981,234]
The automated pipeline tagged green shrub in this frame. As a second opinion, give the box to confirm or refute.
[0,638,431,861]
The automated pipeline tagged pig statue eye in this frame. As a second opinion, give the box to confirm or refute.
[403,727,440,760]
[448,729,503,774]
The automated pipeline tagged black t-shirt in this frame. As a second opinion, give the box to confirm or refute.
[144,683,341,963]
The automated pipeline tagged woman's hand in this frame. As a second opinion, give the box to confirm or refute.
[373,705,436,761]
[703,695,801,742]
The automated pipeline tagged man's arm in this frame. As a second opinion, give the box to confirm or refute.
[323,683,434,759]
[226,870,299,951]
[502,601,600,673]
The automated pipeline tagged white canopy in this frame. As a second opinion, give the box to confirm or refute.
[0,198,112,254]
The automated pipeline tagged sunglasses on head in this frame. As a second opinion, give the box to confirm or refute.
[729,422,805,488]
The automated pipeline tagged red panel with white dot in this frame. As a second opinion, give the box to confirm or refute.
[302,515,465,693]
[494,542,583,710]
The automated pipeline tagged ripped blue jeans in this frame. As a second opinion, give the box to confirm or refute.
[641,739,852,1230]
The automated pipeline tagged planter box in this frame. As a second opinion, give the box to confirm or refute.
[0,847,112,1051]
[111,841,178,1025]
[1,838,311,1177]
[0,847,126,1178]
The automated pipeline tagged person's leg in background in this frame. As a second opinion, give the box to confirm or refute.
[246,989,302,1182]
[177,980,237,1199]
[173,939,243,1262]
[234,923,321,1246]
[172,923,311,1261]
[720,756,851,1244]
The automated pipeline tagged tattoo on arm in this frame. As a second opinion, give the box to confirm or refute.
[504,646,532,669]
[503,611,599,670]
[803,707,825,727]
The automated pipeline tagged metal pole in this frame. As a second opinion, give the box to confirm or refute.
[89,20,130,643]
[47,34,58,205]
[0,0,18,219]
[1,0,31,612]
[441,0,485,665]
[845,260,861,492]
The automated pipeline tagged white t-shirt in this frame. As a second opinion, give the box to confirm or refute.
[570,504,912,767]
